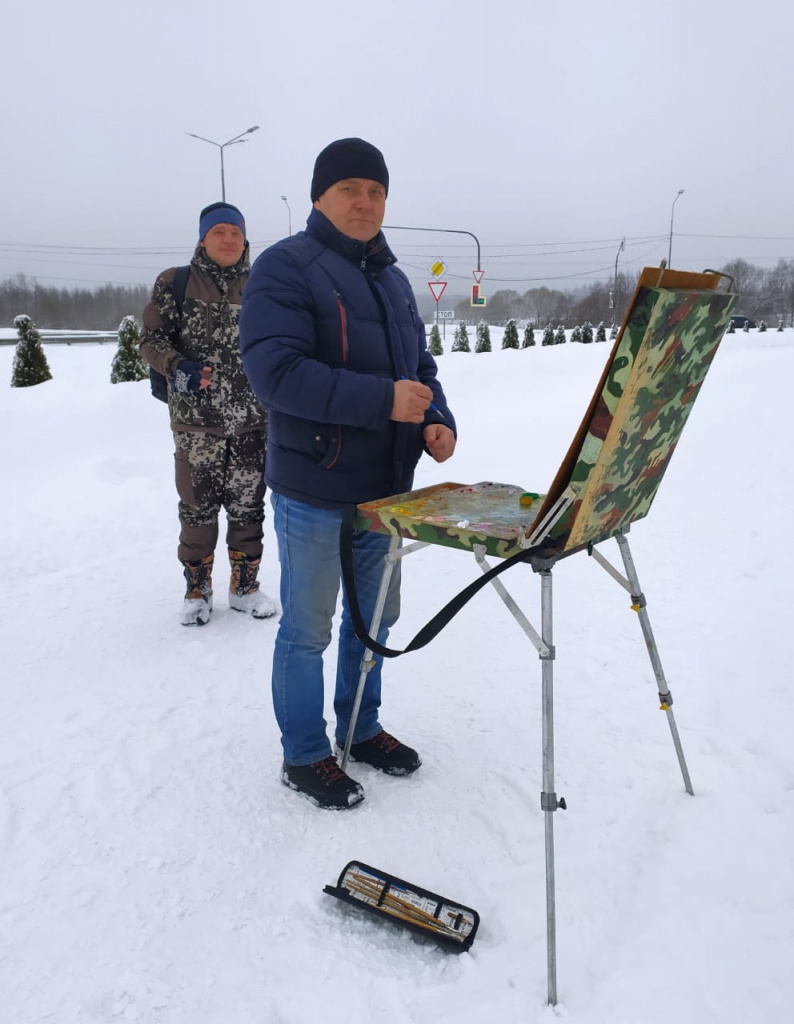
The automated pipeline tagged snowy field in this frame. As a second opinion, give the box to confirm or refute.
[1,328,793,1023]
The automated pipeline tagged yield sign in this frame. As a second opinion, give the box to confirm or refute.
[429,281,448,301]
[473,270,484,283]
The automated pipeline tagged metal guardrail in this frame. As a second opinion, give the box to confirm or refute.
[0,332,118,346]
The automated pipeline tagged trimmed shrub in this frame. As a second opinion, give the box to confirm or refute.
[11,315,52,387]
[110,315,149,384]
[502,319,520,350]
[452,321,470,353]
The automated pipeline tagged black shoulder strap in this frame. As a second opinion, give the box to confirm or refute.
[172,265,190,318]
[339,505,545,659]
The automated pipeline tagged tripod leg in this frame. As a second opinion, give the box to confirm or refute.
[340,535,400,771]
[615,533,694,796]
[539,568,563,1005]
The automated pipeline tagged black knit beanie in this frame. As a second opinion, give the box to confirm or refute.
[310,138,389,202]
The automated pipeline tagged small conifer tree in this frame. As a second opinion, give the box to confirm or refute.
[452,321,470,353]
[726,320,735,334]
[554,325,566,345]
[110,315,149,384]
[502,319,519,350]
[595,321,607,343]
[522,323,535,348]
[541,324,555,347]
[428,323,444,356]
[570,325,583,343]
[475,321,492,353]
[758,320,767,333]
[742,320,749,332]
[609,322,618,341]
[581,321,594,344]
[778,319,784,332]
[11,315,52,388]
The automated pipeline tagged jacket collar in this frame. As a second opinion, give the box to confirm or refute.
[191,242,250,287]
[305,207,396,270]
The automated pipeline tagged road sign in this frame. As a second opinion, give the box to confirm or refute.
[471,284,486,307]
[429,258,447,279]
[473,270,484,283]
[429,281,448,301]
[435,310,455,320]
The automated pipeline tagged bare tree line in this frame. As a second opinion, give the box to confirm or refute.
[4,256,794,331]
[0,275,150,330]
[450,258,794,327]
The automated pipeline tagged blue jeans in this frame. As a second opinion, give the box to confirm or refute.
[271,493,401,766]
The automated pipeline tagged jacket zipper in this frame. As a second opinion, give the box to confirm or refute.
[335,291,348,361]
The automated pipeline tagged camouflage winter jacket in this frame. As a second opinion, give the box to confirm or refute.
[140,244,266,437]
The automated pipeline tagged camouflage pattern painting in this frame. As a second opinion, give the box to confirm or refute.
[356,270,736,560]
[554,283,736,551]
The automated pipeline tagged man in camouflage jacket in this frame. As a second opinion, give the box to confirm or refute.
[140,202,276,625]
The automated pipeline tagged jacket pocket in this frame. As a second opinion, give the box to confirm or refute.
[319,427,342,469]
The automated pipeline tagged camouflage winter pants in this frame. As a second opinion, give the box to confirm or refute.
[173,430,266,564]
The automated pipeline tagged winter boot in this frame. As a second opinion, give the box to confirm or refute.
[228,549,278,619]
[180,554,213,626]
[338,730,422,776]
[281,756,365,810]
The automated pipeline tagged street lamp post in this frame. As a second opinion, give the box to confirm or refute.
[186,125,260,201]
[668,189,684,269]
[611,236,625,320]
[281,195,292,235]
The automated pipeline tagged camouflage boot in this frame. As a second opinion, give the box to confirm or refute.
[228,549,278,619]
[181,554,214,626]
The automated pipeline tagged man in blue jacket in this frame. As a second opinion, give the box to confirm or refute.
[240,138,456,809]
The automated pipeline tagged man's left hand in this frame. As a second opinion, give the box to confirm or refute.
[423,424,456,463]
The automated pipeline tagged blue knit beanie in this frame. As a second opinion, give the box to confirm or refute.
[199,202,246,241]
[310,138,389,202]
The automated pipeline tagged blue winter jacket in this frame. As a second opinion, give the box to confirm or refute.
[239,209,456,508]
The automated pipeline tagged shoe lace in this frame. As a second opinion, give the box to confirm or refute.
[373,731,400,753]
[314,756,347,784]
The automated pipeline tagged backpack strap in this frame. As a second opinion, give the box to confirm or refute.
[172,265,190,319]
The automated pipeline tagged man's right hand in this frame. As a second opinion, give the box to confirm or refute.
[390,379,432,423]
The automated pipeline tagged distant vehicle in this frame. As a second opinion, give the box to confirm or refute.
[729,315,757,329]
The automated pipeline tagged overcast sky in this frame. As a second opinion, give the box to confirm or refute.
[3,0,792,300]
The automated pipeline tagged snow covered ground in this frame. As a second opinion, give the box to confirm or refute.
[1,328,792,1023]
